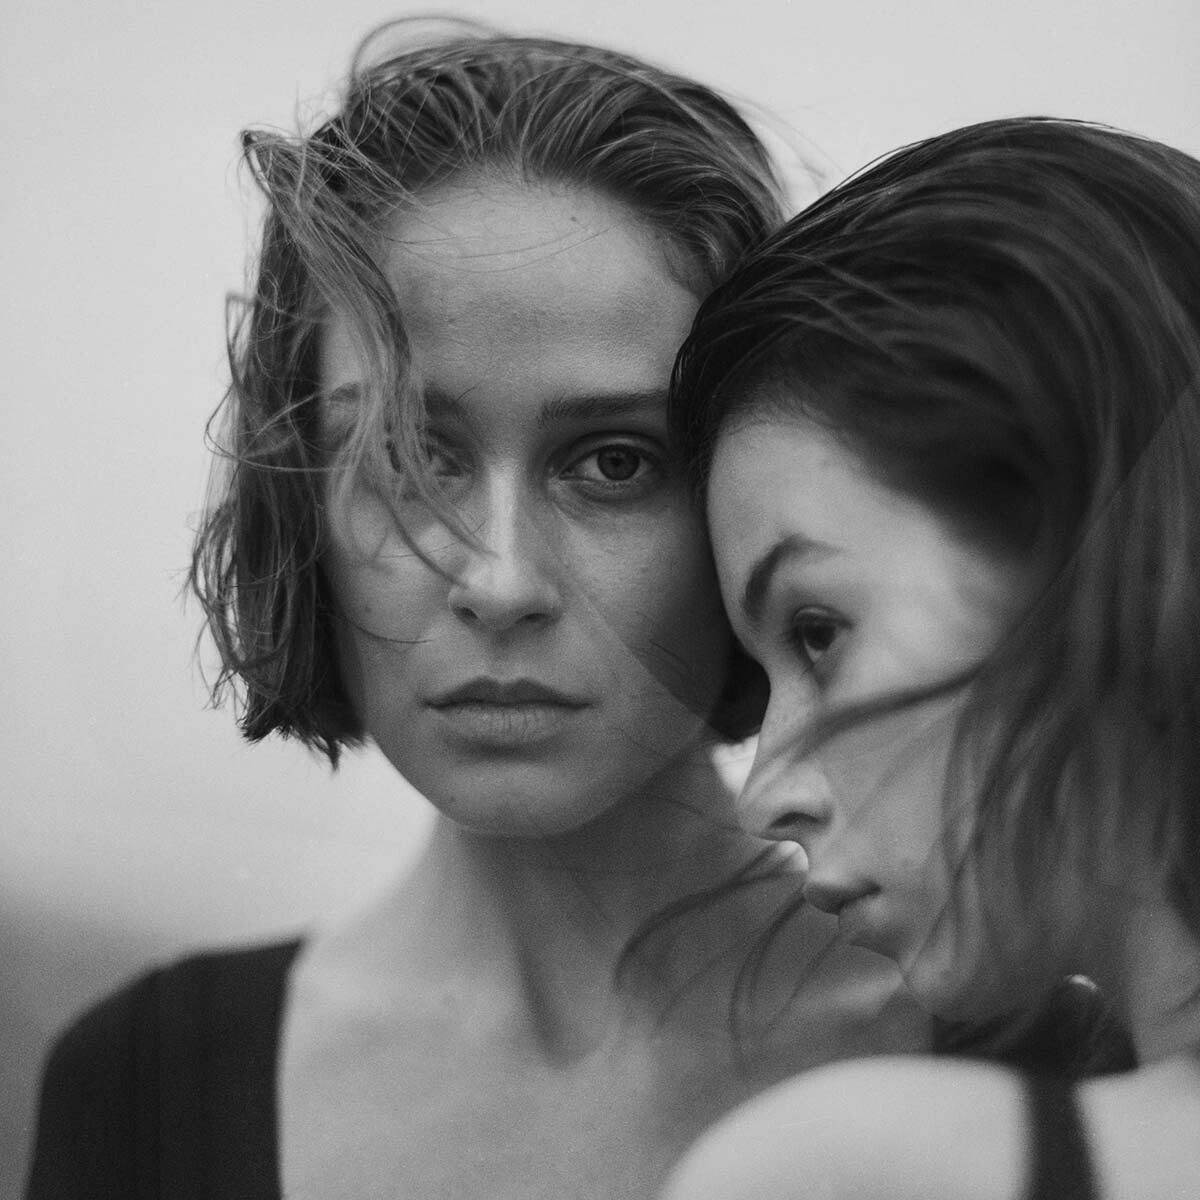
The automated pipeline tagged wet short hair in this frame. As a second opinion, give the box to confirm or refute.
[192,21,785,763]
[673,117,1200,964]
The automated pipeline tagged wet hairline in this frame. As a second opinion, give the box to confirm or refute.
[369,164,712,297]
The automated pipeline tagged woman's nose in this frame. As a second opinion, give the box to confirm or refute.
[739,743,835,845]
[446,481,563,632]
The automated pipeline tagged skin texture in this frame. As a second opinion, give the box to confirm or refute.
[280,189,929,1200]
[322,181,732,837]
[661,1056,1031,1200]
[707,412,1032,1020]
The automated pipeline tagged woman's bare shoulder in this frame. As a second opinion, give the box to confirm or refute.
[660,1055,1030,1200]
[1081,1052,1200,1199]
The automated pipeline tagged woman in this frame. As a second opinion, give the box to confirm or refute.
[662,117,1200,1199]
[25,22,927,1200]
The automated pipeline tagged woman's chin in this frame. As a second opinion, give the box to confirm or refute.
[898,949,1010,1025]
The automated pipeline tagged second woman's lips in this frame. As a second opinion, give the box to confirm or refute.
[804,879,878,917]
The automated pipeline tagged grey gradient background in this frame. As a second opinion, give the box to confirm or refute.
[3,0,1197,1191]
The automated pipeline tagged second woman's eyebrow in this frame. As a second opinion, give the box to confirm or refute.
[741,536,839,629]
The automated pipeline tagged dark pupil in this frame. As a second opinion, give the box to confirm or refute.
[801,620,836,654]
[597,447,640,481]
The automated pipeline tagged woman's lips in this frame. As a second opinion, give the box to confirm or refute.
[806,881,903,955]
[805,878,881,938]
[430,678,588,706]
[428,679,589,746]
[804,878,877,916]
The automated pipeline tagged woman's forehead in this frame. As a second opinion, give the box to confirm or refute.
[319,181,699,403]
[383,179,629,257]
[379,182,691,320]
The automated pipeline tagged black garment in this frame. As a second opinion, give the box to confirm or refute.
[24,940,300,1200]
[1024,1073,1098,1200]
[933,974,1138,1078]
[26,946,1129,1198]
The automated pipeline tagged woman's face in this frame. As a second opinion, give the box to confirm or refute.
[708,410,1032,1017]
[321,182,732,837]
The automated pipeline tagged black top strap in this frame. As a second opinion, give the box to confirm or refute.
[933,975,1137,1078]
[1024,1073,1098,1200]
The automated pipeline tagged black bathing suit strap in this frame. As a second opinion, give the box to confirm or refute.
[1023,1073,1098,1200]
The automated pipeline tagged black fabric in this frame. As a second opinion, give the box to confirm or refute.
[24,939,301,1200]
[1023,1073,1098,1200]
[26,944,1125,1199]
[932,974,1137,1078]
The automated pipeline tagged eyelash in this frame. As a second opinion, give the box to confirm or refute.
[383,435,466,508]
[786,607,846,673]
[563,441,662,489]
[384,436,663,495]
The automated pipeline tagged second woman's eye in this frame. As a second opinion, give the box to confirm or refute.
[787,608,846,672]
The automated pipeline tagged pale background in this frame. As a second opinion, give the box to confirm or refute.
[3,0,1197,1190]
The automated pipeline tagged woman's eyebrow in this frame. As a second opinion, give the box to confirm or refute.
[741,535,839,628]
[537,390,667,427]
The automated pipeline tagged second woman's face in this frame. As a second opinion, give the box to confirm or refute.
[708,410,1031,1017]
[320,182,732,837]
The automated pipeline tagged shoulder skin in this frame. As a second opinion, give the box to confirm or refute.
[659,1055,1030,1200]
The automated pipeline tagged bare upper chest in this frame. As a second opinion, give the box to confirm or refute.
[277,977,749,1200]
[274,885,929,1199]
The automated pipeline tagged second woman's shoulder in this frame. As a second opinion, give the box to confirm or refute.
[660,1056,1031,1200]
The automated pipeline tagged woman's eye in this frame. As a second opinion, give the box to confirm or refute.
[384,435,468,506]
[566,443,659,487]
[594,446,643,481]
[386,435,463,479]
[425,443,462,476]
[787,608,845,671]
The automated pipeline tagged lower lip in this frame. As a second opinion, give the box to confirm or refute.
[835,895,878,944]
[430,701,585,746]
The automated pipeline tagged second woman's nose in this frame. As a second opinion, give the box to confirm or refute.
[739,743,836,846]
[445,477,563,632]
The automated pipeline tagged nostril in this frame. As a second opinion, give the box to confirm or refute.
[766,811,807,838]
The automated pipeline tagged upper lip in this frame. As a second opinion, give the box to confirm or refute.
[804,878,878,917]
[429,678,588,707]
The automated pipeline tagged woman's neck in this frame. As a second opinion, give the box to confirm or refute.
[326,746,789,1058]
